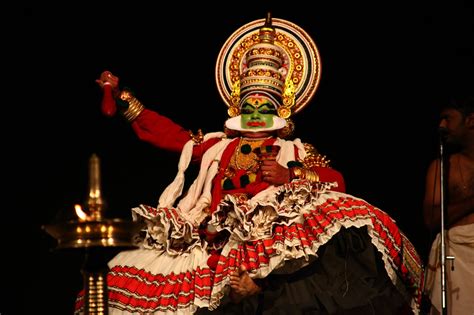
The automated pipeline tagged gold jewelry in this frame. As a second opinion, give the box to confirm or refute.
[277,118,295,139]
[290,166,319,183]
[302,143,330,168]
[290,166,302,179]
[189,129,204,144]
[229,138,266,172]
[120,90,145,122]
[216,15,322,119]
[304,169,319,182]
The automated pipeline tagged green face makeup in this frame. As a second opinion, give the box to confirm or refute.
[240,98,276,130]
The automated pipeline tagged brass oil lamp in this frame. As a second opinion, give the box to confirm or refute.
[43,154,143,314]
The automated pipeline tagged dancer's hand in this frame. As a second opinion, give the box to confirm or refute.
[229,265,262,303]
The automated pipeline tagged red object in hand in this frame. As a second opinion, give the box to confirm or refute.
[101,83,117,117]
[254,145,280,160]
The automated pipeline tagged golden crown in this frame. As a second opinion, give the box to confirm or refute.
[216,13,322,120]
[228,13,293,118]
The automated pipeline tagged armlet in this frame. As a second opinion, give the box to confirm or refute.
[189,129,204,144]
[302,143,331,168]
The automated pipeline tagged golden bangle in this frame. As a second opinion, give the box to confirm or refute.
[290,166,303,180]
[120,91,145,122]
[304,169,320,183]
[290,167,319,183]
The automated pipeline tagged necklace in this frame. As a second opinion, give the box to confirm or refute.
[229,138,267,171]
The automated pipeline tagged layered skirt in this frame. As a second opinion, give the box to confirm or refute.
[75,180,424,314]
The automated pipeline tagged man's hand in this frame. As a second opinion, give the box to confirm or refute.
[229,265,262,303]
[261,159,290,185]
[96,71,120,117]
[96,71,120,94]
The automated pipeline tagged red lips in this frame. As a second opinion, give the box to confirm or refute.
[246,121,266,127]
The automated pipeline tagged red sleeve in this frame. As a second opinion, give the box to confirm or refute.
[130,109,192,153]
[130,109,223,163]
[313,166,346,193]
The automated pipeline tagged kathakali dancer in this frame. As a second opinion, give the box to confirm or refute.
[75,13,424,315]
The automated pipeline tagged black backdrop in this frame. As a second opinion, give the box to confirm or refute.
[9,2,474,314]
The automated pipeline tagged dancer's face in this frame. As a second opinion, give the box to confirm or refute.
[240,95,276,130]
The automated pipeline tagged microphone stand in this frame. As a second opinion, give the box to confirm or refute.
[438,131,455,315]
[438,133,448,315]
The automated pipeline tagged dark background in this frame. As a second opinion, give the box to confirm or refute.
[7,1,473,314]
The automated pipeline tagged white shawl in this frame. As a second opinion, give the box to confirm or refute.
[158,132,306,225]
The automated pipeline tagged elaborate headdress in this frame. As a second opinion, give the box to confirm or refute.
[216,13,321,135]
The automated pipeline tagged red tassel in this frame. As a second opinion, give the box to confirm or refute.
[101,83,117,117]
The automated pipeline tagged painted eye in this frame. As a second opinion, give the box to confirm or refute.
[241,104,256,114]
[259,108,276,115]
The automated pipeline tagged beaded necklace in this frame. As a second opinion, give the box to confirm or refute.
[229,137,270,172]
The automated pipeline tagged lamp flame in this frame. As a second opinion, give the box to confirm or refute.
[75,204,88,221]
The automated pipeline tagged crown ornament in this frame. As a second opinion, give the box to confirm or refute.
[216,12,321,120]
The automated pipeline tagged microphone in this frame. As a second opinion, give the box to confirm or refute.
[438,127,448,136]
[438,127,449,145]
